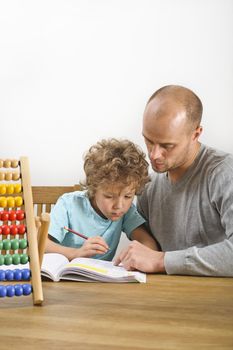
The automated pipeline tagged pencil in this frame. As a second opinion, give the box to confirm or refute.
[64,226,88,240]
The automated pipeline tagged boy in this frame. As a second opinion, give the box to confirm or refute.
[46,138,158,260]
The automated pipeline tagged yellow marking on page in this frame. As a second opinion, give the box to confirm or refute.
[66,263,108,274]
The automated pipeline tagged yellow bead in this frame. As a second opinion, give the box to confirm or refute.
[0,160,3,167]
[0,184,6,195]
[0,197,7,208]
[7,196,15,208]
[14,184,22,193]
[0,172,5,181]
[15,196,23,207]
[6,184,14,195]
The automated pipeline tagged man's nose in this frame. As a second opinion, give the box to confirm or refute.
[150,144,162,159]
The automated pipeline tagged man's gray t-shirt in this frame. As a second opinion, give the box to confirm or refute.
[137,143,233,276]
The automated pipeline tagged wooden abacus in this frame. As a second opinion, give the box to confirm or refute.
[0,157,43,305]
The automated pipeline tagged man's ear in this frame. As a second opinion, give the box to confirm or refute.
[192,125,203,141]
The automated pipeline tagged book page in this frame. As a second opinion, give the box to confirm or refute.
[59,257,146,283]
[41,253,69,281]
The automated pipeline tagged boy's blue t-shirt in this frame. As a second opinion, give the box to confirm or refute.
[49,190,145,261]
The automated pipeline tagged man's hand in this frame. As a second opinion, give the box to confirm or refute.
[114,240,165,273]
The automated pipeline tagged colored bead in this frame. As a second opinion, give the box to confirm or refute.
[0,184,6,195]
[0,270,6,281]
[14,269,22,281]
[20,254,29,264]
[1,210,9,221]
[2,225,10,235]
[0,285,7,297]
[11,160,19,168]
[3,239,11,250]
[10,224,18,235]
[6,285,15,297]
[19,238,27,249]
[23,284,32,295]
[16,210,25,221]
[17,224,26,235]
[14,184,21,194]
[0,197,7,208]
[15,196,23,207]
[12,254,21,265]
[21,269,30,280]
[12,172,20,181]
[8,210,17,221]
[7,197,15,208]
[0,255,4,265]
[0,241,3,250]
[5,269,14,280]
[14,284,23,296]
[5,172,12,181]
[4,254,13,265]
[11,239,19,250]
[0,160,3,167]
[0,173,5,181]
[3,160,11,168]
[6,184,14,195]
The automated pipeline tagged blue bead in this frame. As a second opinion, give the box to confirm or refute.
[23,284,32,295]
[0,285,7,297]
[6,285,15,297]
[14,284,23,296]
[5,270,14,281]
[14,269,22,281]
[0,270,6,281]
[22,269,31,281]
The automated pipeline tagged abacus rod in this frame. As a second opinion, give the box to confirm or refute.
[20,157,43,305]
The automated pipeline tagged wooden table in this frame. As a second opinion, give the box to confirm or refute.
[1,275,233,349]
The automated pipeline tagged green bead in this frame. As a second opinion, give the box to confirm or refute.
[11,239,19,251]
[4,254,12,265]
[3,239,11,250]
[0,255,4,265]
[12,253,20,265]
[0,241,3,250]
[19,239,27,249]
[20,253,29,264]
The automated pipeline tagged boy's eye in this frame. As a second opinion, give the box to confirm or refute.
[125,195,133,199]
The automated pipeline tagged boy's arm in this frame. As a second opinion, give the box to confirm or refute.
[131,224,160,250]
[45,234,109,261]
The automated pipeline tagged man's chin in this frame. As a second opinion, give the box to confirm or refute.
[152,165,167,173]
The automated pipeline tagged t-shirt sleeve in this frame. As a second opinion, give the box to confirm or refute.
[122,204,146,239]
[49,196,70,243]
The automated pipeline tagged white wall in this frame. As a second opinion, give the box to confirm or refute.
[1,0,233,186]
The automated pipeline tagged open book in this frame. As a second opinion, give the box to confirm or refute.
[41,253,146,283]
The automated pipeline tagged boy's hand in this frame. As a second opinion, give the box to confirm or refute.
[78,236,109,258]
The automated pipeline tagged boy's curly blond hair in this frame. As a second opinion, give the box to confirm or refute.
[82,138,150,199]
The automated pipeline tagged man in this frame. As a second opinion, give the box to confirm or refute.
[115,85,233,276]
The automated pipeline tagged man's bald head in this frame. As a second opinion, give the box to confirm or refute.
[146,85,203,130]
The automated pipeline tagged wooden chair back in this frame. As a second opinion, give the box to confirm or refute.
[32,184,82,216]
[32,184,82,266]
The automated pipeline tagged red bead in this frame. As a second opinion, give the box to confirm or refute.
[2,225,10,235]
[10,224,18,235]
[16,210,25,221]
[1,211,9,221]
[8,210,17,221]
[17,224,26,235]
